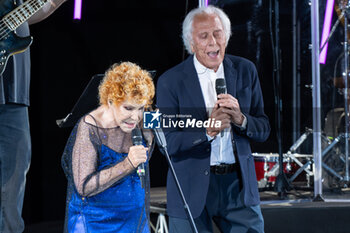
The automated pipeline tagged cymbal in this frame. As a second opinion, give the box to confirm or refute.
[334,76,350,88]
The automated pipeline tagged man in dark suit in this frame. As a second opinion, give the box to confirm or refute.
[156,5,270,233]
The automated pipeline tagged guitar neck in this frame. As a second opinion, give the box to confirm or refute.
[3,0,49,31]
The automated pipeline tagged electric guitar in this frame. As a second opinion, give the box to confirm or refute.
[0,0,49,75]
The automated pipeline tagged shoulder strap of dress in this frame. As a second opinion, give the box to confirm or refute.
[87,114,98,125]
[85,114,102,143]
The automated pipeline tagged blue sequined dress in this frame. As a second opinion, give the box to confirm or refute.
[62,115,153,233]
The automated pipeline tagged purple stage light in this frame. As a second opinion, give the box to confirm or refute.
[74,0,82,20]
[319,0,335,64]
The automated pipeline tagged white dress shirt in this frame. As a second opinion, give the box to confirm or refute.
[193,55,236,165]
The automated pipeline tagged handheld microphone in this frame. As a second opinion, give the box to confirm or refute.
[215,78,226,137]
[131,128,145,187]
[215,78,226,96]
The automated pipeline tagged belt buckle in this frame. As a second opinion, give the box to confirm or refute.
[216,164,226,174]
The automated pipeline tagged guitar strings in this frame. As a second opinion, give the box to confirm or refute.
[0,0,41,38]
[0,0,47,40]
[5,0,44,29]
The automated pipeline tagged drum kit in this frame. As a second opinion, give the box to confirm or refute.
[252,0,350,191]
[252,126,347,190]
[253,152,313,189]
[252,127,317,190]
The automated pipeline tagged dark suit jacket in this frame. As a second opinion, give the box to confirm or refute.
[156,55,270,218]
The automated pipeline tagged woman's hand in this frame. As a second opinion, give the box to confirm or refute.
[127,145,148,168]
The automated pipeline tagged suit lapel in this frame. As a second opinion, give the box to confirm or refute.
[182,56,207,119]
[223,56,239,140]
[223,56,237,98]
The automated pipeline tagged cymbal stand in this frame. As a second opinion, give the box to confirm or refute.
[285,128,314,184]
[321,133,345,182]
[283,127,348,187]
[320,5,346,54]
[286,128,347,185]
[265,128,314,186]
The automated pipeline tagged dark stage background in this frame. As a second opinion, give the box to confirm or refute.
[21,0,341,227]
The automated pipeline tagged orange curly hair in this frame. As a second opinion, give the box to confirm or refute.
[99,62,155,108]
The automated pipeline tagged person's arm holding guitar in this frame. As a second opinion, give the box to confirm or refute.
[0,0,69,75]
[27,0,68,25]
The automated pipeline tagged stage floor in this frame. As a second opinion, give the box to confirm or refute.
[150,186,350,233]
[24,187,350,233]
[150,185,350,206]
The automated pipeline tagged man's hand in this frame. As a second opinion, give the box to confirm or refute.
[206,103,231,137]
[216,94,244,126]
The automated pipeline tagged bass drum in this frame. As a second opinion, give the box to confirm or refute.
[252,153,295,188]
[323,108,347,189]
[324,108,344,139]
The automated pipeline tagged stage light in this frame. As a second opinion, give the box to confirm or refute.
[74,0,82,20]
[319,0,335,64]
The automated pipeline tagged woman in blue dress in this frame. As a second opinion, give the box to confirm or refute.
[62,62,155,233]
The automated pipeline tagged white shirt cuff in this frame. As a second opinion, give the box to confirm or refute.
[206,133,216,142]
[234,114,247,130]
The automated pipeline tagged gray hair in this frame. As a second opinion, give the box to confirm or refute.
[182,5,232,54]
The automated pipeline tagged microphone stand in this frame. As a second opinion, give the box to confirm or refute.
[270,0,291,196]
[153,128,199,233]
